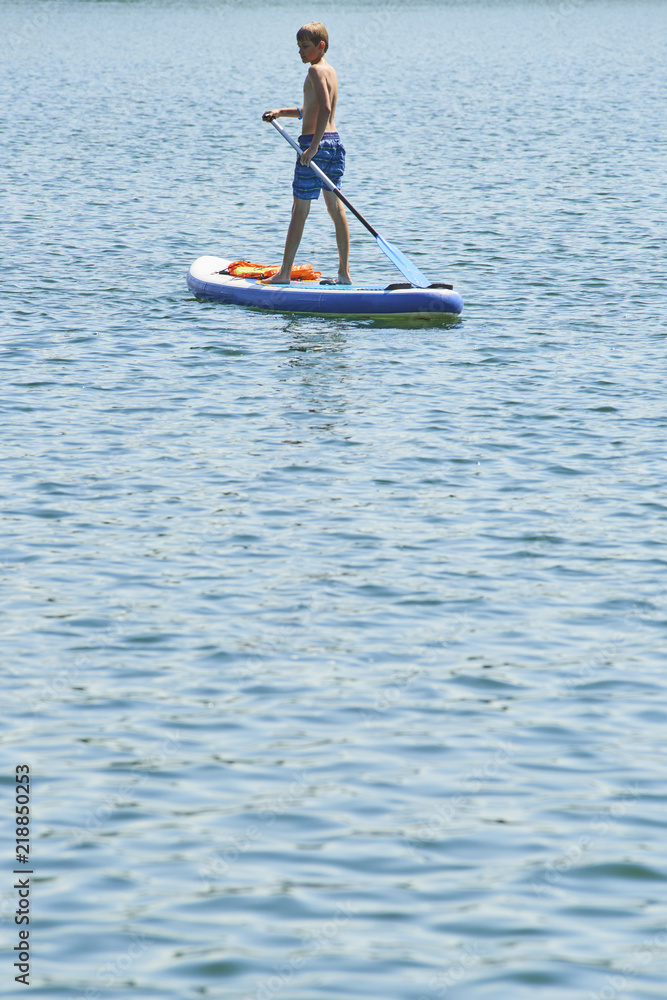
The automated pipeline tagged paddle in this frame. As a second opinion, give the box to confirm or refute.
[268,118,430,288]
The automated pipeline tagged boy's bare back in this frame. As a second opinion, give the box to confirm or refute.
[301,59,338,135]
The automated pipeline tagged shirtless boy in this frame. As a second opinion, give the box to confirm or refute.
[262,22,351,285]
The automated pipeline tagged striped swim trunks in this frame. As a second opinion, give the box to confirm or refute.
[292,132,346,200]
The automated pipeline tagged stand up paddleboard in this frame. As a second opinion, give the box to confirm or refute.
[187,120,463,320]
[187,257,463,321]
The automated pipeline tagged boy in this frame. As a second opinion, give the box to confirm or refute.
[262,22,351,284]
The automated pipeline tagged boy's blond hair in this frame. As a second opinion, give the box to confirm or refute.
[296,21,329,53]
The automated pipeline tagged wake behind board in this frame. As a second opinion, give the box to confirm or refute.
[187,256,463,321]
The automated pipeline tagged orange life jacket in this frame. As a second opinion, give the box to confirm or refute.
[227,260,321,281]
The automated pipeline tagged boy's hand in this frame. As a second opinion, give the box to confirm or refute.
[300,144,318,167]
[262,110,280,121]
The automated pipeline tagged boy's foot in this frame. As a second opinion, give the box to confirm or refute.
[260,272,291,285]
[320,273,352,285]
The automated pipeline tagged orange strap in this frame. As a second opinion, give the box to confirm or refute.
[227,260,321,280]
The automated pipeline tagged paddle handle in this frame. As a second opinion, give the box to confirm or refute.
[269,118,379,239]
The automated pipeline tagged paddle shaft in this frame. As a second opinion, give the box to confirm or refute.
[270,119,378,237]
[268,118,430,287]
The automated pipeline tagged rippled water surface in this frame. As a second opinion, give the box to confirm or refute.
[2,1,667,997]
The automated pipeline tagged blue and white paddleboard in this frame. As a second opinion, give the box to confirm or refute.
[187,256,463,320]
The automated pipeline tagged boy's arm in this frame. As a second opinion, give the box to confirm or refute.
[300,66,332,166]
[262,108,301,121]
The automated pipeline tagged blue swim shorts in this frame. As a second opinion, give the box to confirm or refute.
[292,132,346,201]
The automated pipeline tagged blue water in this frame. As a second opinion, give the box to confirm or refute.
[2,1,667,998]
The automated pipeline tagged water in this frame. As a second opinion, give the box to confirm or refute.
[2,1,667,997]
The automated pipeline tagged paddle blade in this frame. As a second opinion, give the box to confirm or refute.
[376,234,429,288]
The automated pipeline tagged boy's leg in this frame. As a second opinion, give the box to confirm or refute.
[262,197,311,284]
[323,189,352,284]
